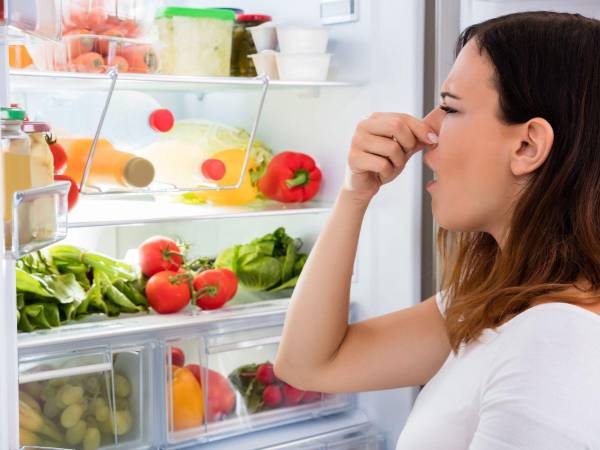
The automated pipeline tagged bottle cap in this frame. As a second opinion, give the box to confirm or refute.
[124,157,155,187]
[201,158,226,181]
[149,109,174,133]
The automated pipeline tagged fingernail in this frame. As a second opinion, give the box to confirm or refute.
[427,132,439,144]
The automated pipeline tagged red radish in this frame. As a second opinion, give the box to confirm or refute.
[53,174,79,211]
[168,347,185,367]
[282,383,305,406]
[193,269,235,310]
[301,391,321,404]
[263,385,283,408]
[138,236,183,277]
[145,270,190,314]
[45,134,67,174]
[256,363,275,385]
[201,159,226,181]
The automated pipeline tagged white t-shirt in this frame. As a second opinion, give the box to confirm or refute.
[395,291,600,450]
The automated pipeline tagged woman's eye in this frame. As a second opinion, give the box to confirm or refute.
[440,105,458,114]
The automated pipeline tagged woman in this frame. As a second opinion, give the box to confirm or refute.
[274,11,600,450]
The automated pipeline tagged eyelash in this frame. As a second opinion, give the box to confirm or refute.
[440,105,458,114]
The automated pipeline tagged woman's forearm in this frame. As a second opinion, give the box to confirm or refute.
[274,188,369,383]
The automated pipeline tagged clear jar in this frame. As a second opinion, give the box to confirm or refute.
[156,7,236,76]
[230,14,272,77]
[1,107,32,248]
[22,121,57,241]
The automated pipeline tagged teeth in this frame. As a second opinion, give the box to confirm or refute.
[433,173,438,181]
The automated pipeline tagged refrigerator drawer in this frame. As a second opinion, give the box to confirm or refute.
[18,345,154,450]
[164,325,352,448]
[265,423,385,450]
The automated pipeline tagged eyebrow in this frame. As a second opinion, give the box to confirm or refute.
[440,91,461,101]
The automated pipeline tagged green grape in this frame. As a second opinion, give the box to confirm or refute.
[113,410,133,436]
[65,420,87,445]
[83,427,101,450]
[60,403,84,428]
[48,377,66,388]
[40,384,56,402]
[84,376,101,395]
[21,382,43,399]
[98,417,113,434]
[114,374,131,398]
[115,397,129,410]
[94,405,110,423]
[86,416,98,428]
[42,396,61,419]
[89,397,106,414]
[59,385,84,406]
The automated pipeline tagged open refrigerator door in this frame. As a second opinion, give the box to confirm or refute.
[0,0,437,449]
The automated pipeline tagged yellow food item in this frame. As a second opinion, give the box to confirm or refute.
[191,148,259,206]
[83,427,101,450]
[19,427,40,446]
[19,400,64,442]
[169,366,204,431]
[19,390,42,414]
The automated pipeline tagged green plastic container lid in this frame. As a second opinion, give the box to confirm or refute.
[1,107,26,121]
[157,7,236,21]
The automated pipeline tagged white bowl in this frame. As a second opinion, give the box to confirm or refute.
[275,53,331,82]
[249,51,279,80]
[248,23,277,52]
[276,26,329,54]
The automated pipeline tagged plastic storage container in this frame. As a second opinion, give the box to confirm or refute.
[165,325,351,446]
[26,34,159,74]
[61,0,159,38]
[276,27,329,54]
[276,53,332,82]
[230,14,272,77]
[156,8,235,76]
[18,346,152,449]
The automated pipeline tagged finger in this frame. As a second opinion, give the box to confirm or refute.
[349,150,396,181]
[353,132,407,168]
[360,115,425,154]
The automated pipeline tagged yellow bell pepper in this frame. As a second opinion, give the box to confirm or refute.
[169,366,205,431]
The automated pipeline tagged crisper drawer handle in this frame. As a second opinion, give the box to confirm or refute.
[208,335,281,354]
[19,362,113,384]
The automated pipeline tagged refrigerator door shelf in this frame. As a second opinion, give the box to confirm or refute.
[164,325,352,448]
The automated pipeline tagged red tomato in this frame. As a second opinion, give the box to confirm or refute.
[138,236,183,277]
[186,364,235,422]
[53,174,79,211]
[45,134,68,174]
[193,269,235,310]
[168,346,185,368]
[218,268,238,300]
[145,270,191,314]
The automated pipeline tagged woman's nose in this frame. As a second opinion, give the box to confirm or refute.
[423,107,444,134]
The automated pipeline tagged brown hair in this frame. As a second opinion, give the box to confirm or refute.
[439,11,600,352]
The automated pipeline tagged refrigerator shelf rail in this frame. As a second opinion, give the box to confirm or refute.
[9,70,363,93]
[6,181,70,259]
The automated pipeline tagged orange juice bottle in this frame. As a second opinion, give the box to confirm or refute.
[63,138,155,188]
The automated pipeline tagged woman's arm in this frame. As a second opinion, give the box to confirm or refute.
[274,113,450,392]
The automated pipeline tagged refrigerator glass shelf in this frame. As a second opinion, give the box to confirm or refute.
[18,299,291,350]
[10,70,363,93]
[68,197,332,228]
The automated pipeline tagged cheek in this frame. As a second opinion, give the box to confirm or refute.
[433,116,513,231]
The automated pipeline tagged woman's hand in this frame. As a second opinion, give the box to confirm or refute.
[344,112,438,203]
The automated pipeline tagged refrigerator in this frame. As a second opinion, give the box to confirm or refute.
[1,0,597,449]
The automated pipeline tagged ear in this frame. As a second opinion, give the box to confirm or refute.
[510,117,554,177]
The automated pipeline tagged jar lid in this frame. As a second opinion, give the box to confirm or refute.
[237,14,272,23]
[1,107,26,121]
[22,121,51,133]
[214,7,244,15]
[157,7,236,21]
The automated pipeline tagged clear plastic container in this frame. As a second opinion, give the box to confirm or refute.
[26,34,159,74]
[165,326,351,446]
[61,0,159,38]
[18,346,151,449]
[156,7,235,76]
[230,14,272,77]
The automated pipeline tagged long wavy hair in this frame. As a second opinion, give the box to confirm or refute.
[439,11,600,353]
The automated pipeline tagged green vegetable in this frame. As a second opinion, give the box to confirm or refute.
[49,245,136,283]
[228,363,265,414]
[215,227,307,292]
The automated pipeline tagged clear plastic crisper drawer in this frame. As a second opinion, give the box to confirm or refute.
[165,326,352,447]
[18,345,153,450]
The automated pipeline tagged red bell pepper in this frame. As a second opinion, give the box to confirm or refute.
[258,151,322,203]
